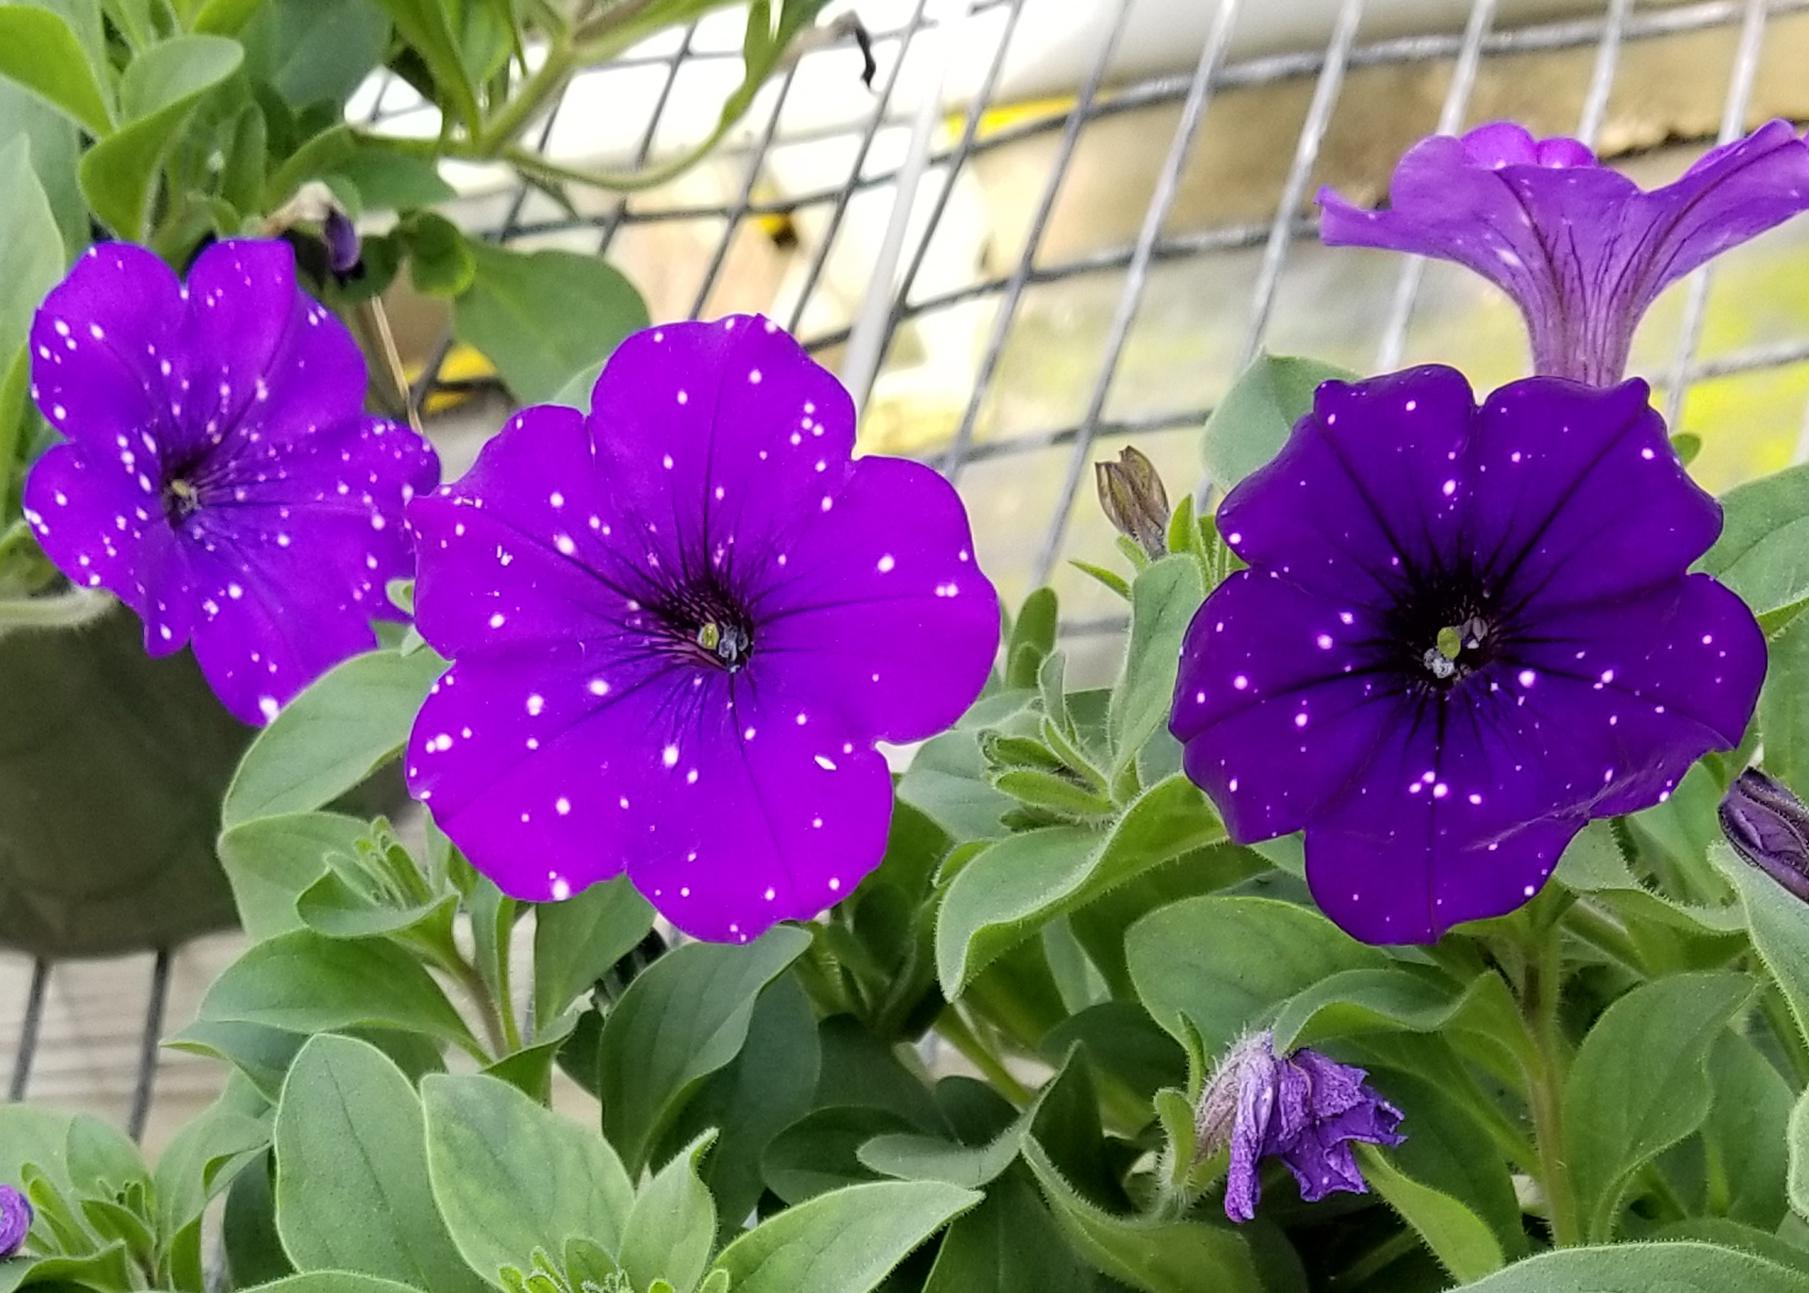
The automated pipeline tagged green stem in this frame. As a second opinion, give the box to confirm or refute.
[0,587,114,632]
[1520,926,1583,1247]
[1563,900,1643,972]
[476,42,576,152]
[936,1008,1033,1105]
[494,912,524,1052]
[497,130,735,192]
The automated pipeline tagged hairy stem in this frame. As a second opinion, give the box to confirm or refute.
[1520,927,1582,1246]
[936,1008,1033,1105]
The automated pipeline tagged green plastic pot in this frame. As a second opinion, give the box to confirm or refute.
[0,606,249,957]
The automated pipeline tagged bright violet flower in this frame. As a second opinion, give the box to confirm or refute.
[1318,120,1809,384]
[1170,367,1765,943]
[22,240,438,725]
[405,316,999,942]
[1196,1031,1404,1223]
[0,1184,30,1258]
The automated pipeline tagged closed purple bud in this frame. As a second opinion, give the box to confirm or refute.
[1095,446,1170,560]
[0,1185,32,1258]
[324,208,361,277]
[1195,1031,1404,1223]
[1721,768,1809,901]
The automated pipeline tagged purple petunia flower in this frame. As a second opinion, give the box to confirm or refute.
[21,240,439,725]
[404,316,999,942]
[0,1184,30,1258]
[1318,120,1809,384]
[1170,367,1765,944]
[1196,1031,1404,1223]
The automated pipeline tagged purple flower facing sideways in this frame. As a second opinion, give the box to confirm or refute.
[22,241,439,724]
[0,1184,31,1258]
[1319,120,1809,385]
[1171,367,1765,943]
[406,316,999,943]
[1197,1031,1404,1223]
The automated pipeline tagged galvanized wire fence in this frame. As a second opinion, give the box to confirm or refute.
[9,0,1809,1144]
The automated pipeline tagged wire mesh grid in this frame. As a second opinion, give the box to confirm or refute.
[8,0,1809,1147]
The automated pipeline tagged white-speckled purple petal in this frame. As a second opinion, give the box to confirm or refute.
[624,674,894,943]
[754,456,999,743]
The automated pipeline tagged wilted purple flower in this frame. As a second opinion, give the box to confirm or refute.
[21,241,439,725]
[1721,768,1809,901]
[1171,367,1765,943]
[0,1184,31,1258]
[1196,1031,1403,1222]
[1318,120,1809,384]
[405,316,999,942]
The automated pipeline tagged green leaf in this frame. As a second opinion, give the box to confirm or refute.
[1446,1242,1809,1292]
[198,929,479,1053]
[1270,966,1531,1074]
[368,0,480,131]
[153,1094,273,1286]
[0,1245,135,1293]
[763,1105,917,1204]
[619,1133,717,1293]
[421,1072,634,1285]
[711,1180,979,1293]
[295,870,457,941]
[1762,610,1809,798]
[1005,588,1058,689]
[241,0,392,108]
[598,925,811,1172]
[1107,556,1204,774]
[1709,843,1809,1045]
[1564,971,1754,1242]
[1700,464,1809,618]
[234,1276,427,1293]
[403,210,478,296]
[660,972,821,1232]
[225,1152,295,1288]
[1127,894,1383,1060]
[453,244,648,405]
[275,1035,488,1292]
[1357,1145,1504,1285]
[217,811,369,941]
[222,647,445,828]
[1021,1141,1262,1293]
[1788,1083,1809,1219]
[531,876,653,1026]
[0,135,65,370]
[1357,1064,1527,1279]
[0,4,113,135]
[78,35,242,238]
[1696,1032,1792,1229]
[331,145,454,213]
[922,1169,1095,1293]
[1201,353,1353,492]
[937,775,1224,997]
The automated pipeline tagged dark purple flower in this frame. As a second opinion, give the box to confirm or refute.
[323,208,361,278]
[1721,767,1809,901]
[0,1184,30,1258]
[1170,367,1765,943]
[1196,1031,1403,1222]
[1318,120,1809,384]
[21,240,439,725]
[405,316,999,943]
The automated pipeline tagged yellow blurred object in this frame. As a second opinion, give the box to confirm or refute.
[414,344,497,416]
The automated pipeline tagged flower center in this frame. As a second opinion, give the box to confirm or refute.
[163,476,201,523]
[696,618,752,671]
[1419,615,1491,684]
